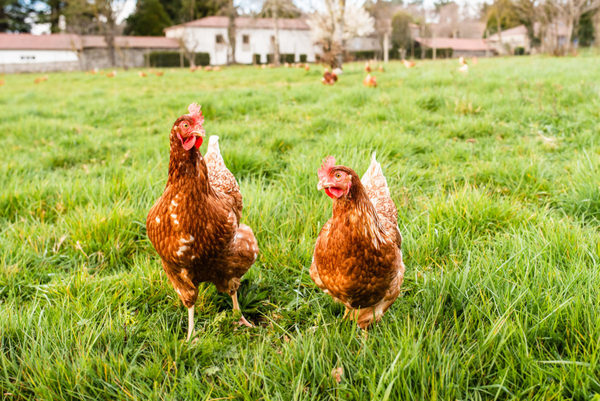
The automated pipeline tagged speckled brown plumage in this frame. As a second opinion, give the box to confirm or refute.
[146,105,258,338]
[310,154,404,329]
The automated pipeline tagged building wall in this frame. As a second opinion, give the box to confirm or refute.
[489,33,530,54]
[0,60,80,73]
[0,49,79,64]
[80,47,178,69]
[167,26,317,65]
[0,47,176,72]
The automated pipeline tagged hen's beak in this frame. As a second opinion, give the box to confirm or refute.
[191,129,205,147]
[317,178,331,191]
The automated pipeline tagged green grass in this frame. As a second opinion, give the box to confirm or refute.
[1,55,600,400]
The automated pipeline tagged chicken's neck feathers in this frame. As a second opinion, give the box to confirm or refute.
[167,139,212,195]
[331,178,386,245]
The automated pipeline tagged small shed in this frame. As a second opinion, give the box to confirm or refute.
[414,37,494,58]
[0,33,179,73]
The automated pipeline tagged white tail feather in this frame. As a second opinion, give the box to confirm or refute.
[206,135,222,159]
[361,152,389,195]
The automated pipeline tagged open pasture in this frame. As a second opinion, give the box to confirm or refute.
[1,56,600,400]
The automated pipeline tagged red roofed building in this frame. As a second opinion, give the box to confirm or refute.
[0,33,179,73]
[414,37,494,58]
[165,16,317,65]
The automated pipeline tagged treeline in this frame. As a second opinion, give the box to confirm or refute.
[0,0,302,36]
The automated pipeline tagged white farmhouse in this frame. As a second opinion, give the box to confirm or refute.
[165,16,317,65]
[487,25,531,54]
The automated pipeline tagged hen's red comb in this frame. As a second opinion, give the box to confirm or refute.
[188,103,201,115]
[186,102,205,126]
[318,156,336,179]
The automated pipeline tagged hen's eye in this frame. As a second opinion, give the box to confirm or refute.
[334,172,342,179]
[181,122,189,129]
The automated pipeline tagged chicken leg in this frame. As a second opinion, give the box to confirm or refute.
[231,291,253,327]
[186,305,195,341]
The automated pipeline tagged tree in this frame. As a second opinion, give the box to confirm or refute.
[125,0,172,36]
[0,0,32,32]
[550,0,600,53]
[224,0,236,64]
[178,30,200,67]
[258,0,300,18]
[308,0,374,68]
[37,0,65,33]
[391,10,412,59]
[365,0,404,60]
[63,0,97,34]
[256,0,301,66]
[435,1,460,37]
[485,0,520,39]
[92,0,121,67]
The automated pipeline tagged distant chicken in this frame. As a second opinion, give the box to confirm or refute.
[204,66,213,71]
[138,71,147,77]
[321,68,338,85]
[402,59,416,68]
[378,65,385,72]
[363,74,377,88]
[364,62,372,73]
[155,71,164,77]
[34,75,48,84]
[311,155,405,329]
[106,70,116,78]
[0,79,4,86]
[147,103,259,340]
[458,56,469,73]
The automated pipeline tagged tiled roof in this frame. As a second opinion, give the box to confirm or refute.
[488,25,528,41]
[0,33,81,50]
[0,33,179,50]
[166,16,310,31]
[415,37,491,51]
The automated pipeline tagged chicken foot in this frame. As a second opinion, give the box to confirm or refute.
[231,291,253,328]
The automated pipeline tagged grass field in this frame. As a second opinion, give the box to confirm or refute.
[1,55,600,400]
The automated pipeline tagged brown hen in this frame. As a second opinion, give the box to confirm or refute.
[310,154,405,329]
[147,103,258,341]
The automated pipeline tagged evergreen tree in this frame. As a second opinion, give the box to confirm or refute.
[159,0,225,25]
[37,0,65,33]
[125,0,172,36]
[0,0,32,32]
[391,10,413,55]
[577,9,597,46]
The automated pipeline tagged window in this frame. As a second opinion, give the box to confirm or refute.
[20,55,36,61]
[216,34,225,44]
[242,35,250,45]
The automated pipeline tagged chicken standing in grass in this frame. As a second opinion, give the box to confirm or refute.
[310,155,405,329]
[402,59,416,69]
[322,68,338,85]
[363,74,377,87]
[147,103,258,341]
